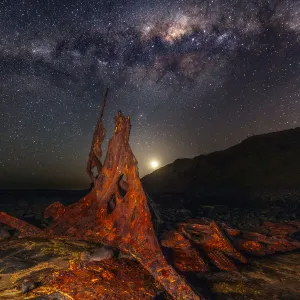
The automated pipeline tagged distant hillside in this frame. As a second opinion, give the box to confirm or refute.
[142,128,300,199]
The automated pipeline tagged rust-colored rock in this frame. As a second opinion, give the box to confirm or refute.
[161,219,300,273]
[161,230,208,273]
[260,221,300,238]
[172,248,208,273]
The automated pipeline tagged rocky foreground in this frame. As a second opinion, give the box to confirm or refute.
[0,237,170,300]
[1,197,300,300]
[0,236,299,300]
[1,194,300,300]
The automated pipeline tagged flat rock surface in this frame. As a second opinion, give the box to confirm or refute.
[197,252,300,299]
[0,237,299,299]
[0,238,166,300]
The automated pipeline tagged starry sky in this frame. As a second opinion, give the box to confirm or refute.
[1,0,300,189]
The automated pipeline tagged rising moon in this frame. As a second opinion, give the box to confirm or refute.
[150,160,159,169]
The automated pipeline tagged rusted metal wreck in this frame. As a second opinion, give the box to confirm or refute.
[0,89,201,299]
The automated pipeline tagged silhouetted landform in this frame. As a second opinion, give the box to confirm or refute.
[142,127,300,208]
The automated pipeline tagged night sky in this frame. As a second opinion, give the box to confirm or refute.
[1,0,300,189]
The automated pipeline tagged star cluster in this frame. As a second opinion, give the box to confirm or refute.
[1,0,300,188]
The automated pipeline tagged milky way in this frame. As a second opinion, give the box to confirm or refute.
[1,0,300,188]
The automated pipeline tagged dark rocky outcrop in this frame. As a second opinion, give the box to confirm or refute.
[142,128,300,208]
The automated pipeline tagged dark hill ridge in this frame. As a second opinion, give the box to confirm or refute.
[142,127,300,207]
